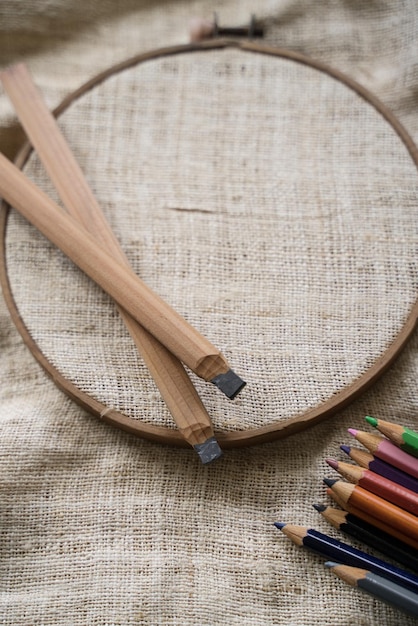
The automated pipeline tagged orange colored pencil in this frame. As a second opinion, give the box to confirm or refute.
[325,479,418,542]
[325,487,418,550]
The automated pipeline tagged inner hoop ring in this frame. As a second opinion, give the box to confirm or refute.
[1,39,418,448]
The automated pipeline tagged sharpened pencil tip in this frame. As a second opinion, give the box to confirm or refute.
[194,436,223,464]
[340,444,350,455]
[274,522,286,530]
[348,428,358,437]
[324,561,338,568]
[323,477,338,487]
[211,369,246,399]
[325,458,338,470]
[365,415,378,428]
[313,503,327,512]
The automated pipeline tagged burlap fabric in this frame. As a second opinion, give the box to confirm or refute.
[1,2,418,624]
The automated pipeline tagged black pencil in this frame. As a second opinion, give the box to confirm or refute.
[326,562,418,618]
[314,504,418,572]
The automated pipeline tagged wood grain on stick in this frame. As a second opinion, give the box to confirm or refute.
[0,79,244,395]
[0,64,229,458]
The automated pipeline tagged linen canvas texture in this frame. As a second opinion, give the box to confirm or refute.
[1,2,418,625]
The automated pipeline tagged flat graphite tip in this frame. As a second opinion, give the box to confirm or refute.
[194,436,223,464]
[211,369,246,399]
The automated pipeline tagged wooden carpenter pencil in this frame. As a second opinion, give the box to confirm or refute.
[324,478,418,543]
[0,150,245,398]
[325,562,418,618]
[348,429,418,480]
[0,63,222,463]
[325,486,418,550]
[274,523,418,592]
[340,445,418,494]
[313,504,418,572]
[326,458,418,515]
[365,416,418,459]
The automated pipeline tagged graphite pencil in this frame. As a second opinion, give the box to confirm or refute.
[0,62,222,463]
[275,523,418,592]
[0,151,245,398]
[326,562,418,618]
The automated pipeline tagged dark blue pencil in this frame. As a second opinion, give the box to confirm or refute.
[274,523,418,593]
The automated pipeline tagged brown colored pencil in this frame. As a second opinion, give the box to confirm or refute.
[0,63,223,462]
[325,478,418,542]
[326,459,418,515]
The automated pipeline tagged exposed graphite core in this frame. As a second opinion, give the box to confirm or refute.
[194,436,223,464]
[211,369,246,399]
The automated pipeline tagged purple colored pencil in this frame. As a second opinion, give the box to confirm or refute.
[340,445,418,494]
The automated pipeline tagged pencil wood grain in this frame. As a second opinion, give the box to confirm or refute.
[0,64,227,457]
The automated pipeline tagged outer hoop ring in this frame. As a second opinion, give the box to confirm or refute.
[1,39,418,448]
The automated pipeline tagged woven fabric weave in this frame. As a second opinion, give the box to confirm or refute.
[5,46,418,433]
[1,2,418,625]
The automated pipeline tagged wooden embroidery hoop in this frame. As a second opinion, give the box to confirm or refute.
[2,39,418,448]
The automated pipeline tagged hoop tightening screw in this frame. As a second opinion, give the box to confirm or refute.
[213,13,264,39]
[189,13,264,42]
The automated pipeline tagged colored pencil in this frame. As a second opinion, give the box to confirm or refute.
[348,429,418,480]
[340,445,418,494]
[325,562,418,618]
[313,504,418,572]
[0,63,222,462]
[365,416,418,459]
[326,458,418,515]
[274,523,418,592]
[324,478,418,542]
[326,486,418,550]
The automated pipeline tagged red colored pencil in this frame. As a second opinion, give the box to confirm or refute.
[326,458,418,515]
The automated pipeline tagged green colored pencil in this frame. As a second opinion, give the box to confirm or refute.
[365,416,418,458]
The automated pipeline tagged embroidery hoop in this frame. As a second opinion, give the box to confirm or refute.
[2,39,418,448]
